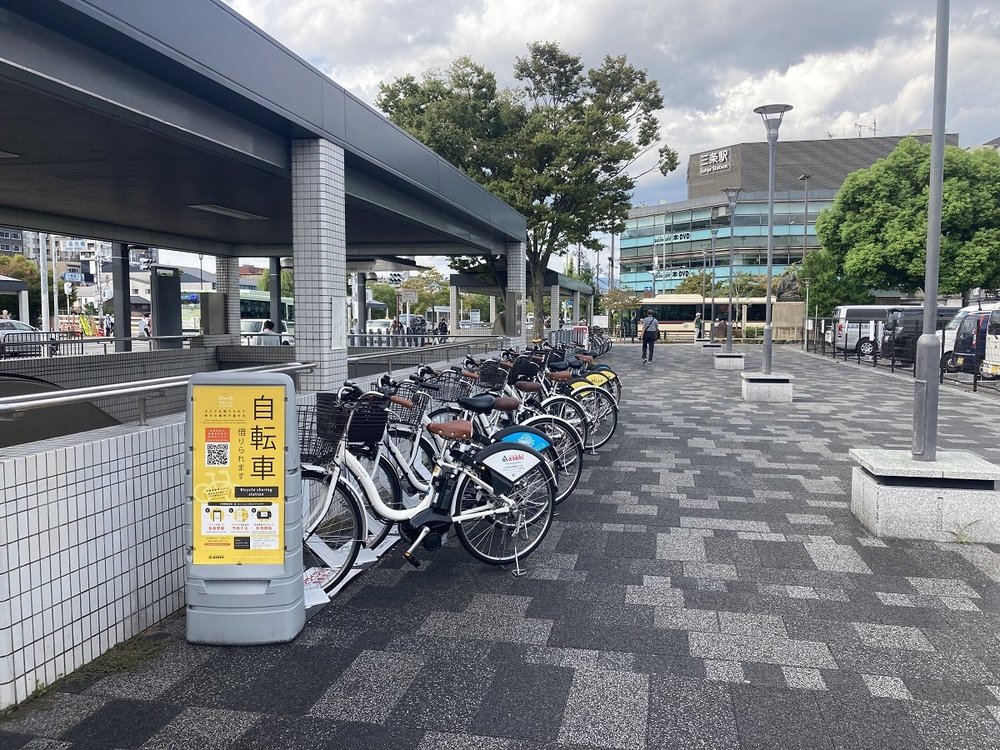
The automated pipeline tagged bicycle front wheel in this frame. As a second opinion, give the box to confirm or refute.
[521,415,584,504]
[350,452,403,548]
[301,470,364,593]
[539,395,589,447]
[453,461,555,565]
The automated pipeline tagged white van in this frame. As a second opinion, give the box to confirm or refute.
[938,301,1000,371]
[826,304,911,355]
[985,309,1000,378]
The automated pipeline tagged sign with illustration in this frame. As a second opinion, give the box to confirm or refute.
[481,448,541,481]
[191,385,285,564]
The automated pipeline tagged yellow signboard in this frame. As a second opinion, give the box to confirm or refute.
[192,385,285,565]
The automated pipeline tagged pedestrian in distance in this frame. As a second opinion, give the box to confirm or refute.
[640,309,659,364]
[694,311,703,340]
[0,309,10,320]
[139,313,151,338]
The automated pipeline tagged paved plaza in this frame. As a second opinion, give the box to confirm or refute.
[3,343,1000,749]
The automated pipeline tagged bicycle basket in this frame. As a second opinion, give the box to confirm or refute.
[298,396,350,465]
[475,360,508,392]
[346,398,389,448]
[507,355,541,386]
[422,370,471,403]
[387,380,431,428]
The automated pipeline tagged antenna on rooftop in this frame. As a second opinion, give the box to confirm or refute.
[853,122,865,137]
[869,117,878,137]
[826,131,835,139]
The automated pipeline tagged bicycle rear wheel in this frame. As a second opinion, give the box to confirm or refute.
[573,385,619,450]
[539,395,589,447]
[453,461,554,565]
[301,469,364,593]
[521,415,584,504]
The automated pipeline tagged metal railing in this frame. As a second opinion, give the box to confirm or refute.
[0,330,209,359]
[803,316,1000,397]
[347,336,507,375]
[0,362,316,425]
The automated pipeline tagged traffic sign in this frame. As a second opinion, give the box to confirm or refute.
[400,289,418,304]
[62,271,84,283]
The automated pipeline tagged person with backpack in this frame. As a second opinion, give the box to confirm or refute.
[640,309,659,363]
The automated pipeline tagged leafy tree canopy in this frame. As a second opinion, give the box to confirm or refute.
[256,268,294,297]
[377,42,678,336]
[0,253,72,326]
[400,269,450,315]
[807,138,1000,311]
[368,282,397,318]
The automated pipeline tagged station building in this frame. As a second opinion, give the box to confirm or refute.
[621,133,958,293]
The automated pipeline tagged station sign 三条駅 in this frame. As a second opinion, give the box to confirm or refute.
[191,385,285,565]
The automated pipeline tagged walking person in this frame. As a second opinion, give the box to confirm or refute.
[693,311,703,340]
[640,309,659,364]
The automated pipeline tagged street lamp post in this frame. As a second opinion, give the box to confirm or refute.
[722,187,742,352]
[800,277,811,350]
[709,228,718,341]
[700,246,707,323]
[754,103,793,375]
[798,174,811,261]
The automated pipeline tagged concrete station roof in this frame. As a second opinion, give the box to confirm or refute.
[451,269,594,297]
[0,0,526,259]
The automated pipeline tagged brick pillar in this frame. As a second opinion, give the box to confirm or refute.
[489,295,497,324]
[573,291,581,324]
[549,284,560,330]
[292,139,348,392]
[505,240,526,349]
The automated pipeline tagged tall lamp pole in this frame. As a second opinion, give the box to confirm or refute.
[722,187,742,352]
[913,0,949,461]
[754,103,793,375]
[709,228,718,341]
[797,174,811,260]
[700,246,707,322]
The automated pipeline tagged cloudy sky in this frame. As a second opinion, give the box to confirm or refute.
[222,0,1000,207]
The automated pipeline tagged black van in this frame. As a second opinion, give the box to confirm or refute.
[880,306,960,364]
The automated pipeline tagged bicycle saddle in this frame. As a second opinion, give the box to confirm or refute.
[548,361,571,372]
[515,381,543,393]
[426,420,473,441]
[457,393,496,413]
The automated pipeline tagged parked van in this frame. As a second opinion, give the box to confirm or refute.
[938,301,1000,371]
[982,308,1000,379]
[880,305,961,364]
[950,310,993,377]
[826,304,911,355]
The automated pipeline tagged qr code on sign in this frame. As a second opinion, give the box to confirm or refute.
[205,442,230,467]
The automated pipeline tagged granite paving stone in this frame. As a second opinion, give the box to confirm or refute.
[4,344,1000,750]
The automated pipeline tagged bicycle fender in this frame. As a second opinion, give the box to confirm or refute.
[490,425,553,454]
[473,442,547,496]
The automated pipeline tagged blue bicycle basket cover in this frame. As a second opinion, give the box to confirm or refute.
[500,431,551,453]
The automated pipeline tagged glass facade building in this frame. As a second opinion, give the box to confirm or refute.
[621,133,957,293]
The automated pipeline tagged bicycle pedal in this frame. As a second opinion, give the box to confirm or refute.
[402,551,421,568]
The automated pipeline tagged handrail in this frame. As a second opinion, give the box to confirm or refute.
[0,362,316,421]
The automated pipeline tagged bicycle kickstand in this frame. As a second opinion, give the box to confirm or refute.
[506,513,527,578]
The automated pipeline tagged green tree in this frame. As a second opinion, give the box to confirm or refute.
[257,268,294,296]
[460,292,493,320]
[812,138,1000,307]
[377,42,678,338]
[0,253,73,326]
[368,282,397,318]
[400,269,450,316]
[674,271,715,296]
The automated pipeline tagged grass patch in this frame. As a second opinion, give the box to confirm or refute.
[0,629,168,723]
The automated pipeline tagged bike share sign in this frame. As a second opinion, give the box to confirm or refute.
[185,371,304,645]
[191,385,285,564]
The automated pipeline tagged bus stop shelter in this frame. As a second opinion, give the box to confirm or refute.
[0,274,29,322]
[449,268,595,329]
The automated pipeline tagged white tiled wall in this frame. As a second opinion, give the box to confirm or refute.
[507,240,527,349]
[0,417,186,709]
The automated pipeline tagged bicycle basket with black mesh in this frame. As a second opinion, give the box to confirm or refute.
[346,398,389,449]
[386,380,431,428]
[475,359,508,392]
[298,395,350,465]
[507,355,541,386]
[422,370,471,403]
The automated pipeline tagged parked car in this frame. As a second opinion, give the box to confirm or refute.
[937,301,1000,371]
[949,310,993,377]
[826,304,907,355]
[986,309,1000,379]
[879,305,960,363]
[0,320,49,358]
[366,319,393,334]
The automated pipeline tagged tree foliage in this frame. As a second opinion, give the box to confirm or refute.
[674,272,714,296]
[368,282,397,318]
[808,138,1000,311]
[0,253,72,326]
[377,42,678,337]
[400,269,450,315]
[256,268,294,297]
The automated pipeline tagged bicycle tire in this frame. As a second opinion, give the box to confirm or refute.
[538,395,590,447]
[572,385,619,449]
[386,425,438,489]
[520,415,584,504]
[453,458,554,565]
[301,469,364,593]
